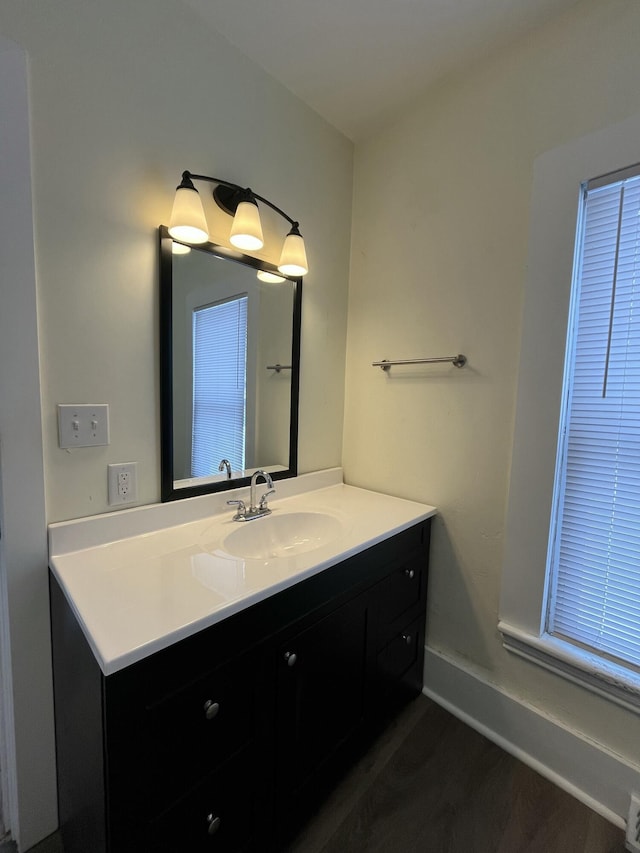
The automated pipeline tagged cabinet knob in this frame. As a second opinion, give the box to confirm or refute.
[404,568,415,580]
[203,700,220,720]
[206,813,221,836]
[402,633,412,645]
[284,651,297,667]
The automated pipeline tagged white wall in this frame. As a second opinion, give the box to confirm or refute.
[343,0,640,809]
[0,1,353,847]
[0,38,57,850]
[0,0,352,523]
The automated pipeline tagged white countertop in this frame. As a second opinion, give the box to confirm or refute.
[49,470,436,676]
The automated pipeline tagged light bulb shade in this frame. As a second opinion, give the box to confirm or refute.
[257,270,286,283]
[168,186,209,244]
[229,200,264,251]
[278,232,308,276]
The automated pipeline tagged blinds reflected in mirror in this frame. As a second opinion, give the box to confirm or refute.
[191,295,248,477]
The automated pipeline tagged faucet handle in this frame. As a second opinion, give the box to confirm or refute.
[226,499,246,520]
[259,489,276,510]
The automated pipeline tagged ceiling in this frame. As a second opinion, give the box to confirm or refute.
[182,0,580,140]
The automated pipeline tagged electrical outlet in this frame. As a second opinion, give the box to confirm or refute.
[117,471,130,498]
[626,792,640,852]
[108,462,138,506]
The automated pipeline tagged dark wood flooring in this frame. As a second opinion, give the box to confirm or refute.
[287,695,626,853]
[22,695,626,853]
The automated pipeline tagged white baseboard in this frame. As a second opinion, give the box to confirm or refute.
[422,646,640,829]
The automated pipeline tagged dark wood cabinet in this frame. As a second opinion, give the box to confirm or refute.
[275,593,371,845]
[50,518,431,853]
[148,747,257,853]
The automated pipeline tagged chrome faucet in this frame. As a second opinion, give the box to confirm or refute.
[227,470,275,522]
[218,458,232,480]
[250,470,275,513]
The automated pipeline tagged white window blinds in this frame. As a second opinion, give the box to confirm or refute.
[191,295,248,477]
[547,167,640,671]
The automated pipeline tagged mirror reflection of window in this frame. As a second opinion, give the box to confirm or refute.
[191,295,248,477]
[160,226,301,500]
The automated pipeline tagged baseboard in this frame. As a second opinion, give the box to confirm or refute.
[422,646,640,828]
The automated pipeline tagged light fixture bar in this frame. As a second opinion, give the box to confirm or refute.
[186,172,298,227]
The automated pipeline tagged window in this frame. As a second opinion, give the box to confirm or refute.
[499,114,640,712]
[546,165,640,672]
[191,295,248,477]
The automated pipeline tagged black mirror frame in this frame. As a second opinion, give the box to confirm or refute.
[159,225,302,502]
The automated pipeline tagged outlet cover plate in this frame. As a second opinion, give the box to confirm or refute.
[108,462,138,506]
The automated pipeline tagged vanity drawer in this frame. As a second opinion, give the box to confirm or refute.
[377,616,423,691]
[149,748,256,853]
[146,658,255,807]
[376,552,425,647]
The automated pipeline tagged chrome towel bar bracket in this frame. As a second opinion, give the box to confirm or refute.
[266,364,292,373]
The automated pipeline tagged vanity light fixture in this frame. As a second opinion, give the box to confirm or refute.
[168,171,309,276]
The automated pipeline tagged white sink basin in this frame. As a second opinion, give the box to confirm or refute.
[222,511,344,559]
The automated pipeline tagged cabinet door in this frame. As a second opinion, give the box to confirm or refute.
[275,594,369,835]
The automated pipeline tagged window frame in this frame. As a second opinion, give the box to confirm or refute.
[499,113,640,714]
[544,166,640,672]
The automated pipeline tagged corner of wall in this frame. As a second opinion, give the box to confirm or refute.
[422,645,639,828]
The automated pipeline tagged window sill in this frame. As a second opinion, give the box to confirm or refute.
[498,620,640,715]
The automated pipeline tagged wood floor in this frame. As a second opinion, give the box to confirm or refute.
[21,695,627,853]
[287,695,626,853]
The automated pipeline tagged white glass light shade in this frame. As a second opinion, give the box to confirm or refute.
[229,201,264,251]
[168,186,209,244]
[278,232,308,276]
[257,270,286,283]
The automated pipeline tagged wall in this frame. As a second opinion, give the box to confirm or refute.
[0,0,352,523]
[0,1,352,847]
[0,37,56,850]
[256,282,296,468]
[343,0,640,815]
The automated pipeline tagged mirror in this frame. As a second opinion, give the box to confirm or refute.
[159,226,302,501]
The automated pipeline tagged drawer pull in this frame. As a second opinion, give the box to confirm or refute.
[206,813,221,836]
[284,651,297,667]
[402,633,412,645]
[404,569,415,580]
[203,700,220,720]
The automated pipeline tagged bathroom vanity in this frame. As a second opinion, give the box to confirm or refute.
[49,473,435,852]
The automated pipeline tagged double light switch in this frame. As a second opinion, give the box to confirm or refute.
[57,404,110,448]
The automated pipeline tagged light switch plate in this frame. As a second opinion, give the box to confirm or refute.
[58,404,110,448]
